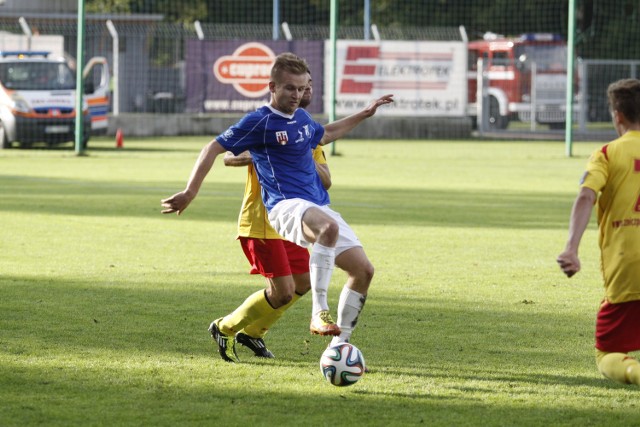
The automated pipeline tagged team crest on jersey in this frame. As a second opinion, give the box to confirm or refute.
[295,124,311,143]
[276,131,288,145]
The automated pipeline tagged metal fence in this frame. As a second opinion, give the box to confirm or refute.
[0,1,638,142]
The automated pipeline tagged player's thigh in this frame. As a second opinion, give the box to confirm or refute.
[301,207,338,243]
[239,237,293,278]
[268,198,319,247]
[283,240,310,274]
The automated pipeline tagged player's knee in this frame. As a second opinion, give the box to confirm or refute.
[319,220,339,245]
[266,283,295,308]
[362,261,374,284]
[364,263,375,283]
[270,291,294,308]
[279,292,294,306]
[351,260,374,286]
[326,219,339,238]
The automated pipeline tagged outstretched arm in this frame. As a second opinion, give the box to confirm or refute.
[556,187,597,277]
[320,94,394,145]
[161,139,227,215]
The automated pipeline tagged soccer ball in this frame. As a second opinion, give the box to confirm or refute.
[319,343,366,387]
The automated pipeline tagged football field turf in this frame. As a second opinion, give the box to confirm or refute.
[1,137,637,426]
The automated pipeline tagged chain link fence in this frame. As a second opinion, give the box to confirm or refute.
[0,1,637,142]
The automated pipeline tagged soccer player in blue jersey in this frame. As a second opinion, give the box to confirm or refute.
[161,53,393,357]
[214,70,332,362]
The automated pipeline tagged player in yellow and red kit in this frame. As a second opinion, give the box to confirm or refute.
[557,78,640,386]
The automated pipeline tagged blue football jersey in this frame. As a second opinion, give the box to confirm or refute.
[217,105,329,211]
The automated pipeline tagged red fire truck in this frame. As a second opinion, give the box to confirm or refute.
[467,32,573,130]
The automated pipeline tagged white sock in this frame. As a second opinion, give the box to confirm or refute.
[331,286,367,346]
[309,243,335,315]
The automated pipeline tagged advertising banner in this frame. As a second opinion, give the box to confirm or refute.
[185,40,324,114]
[325,40,467,117]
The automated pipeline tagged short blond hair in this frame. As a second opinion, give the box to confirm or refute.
[270,52,310,82]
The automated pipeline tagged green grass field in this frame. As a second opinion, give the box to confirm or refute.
[1,136,637,426]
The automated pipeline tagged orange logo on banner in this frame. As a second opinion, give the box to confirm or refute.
[213,43,276,98]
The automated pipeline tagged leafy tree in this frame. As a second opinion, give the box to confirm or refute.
[86,0,131,14]
[130,0,207,24]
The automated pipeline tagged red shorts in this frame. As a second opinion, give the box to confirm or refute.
[595,299,640,353]
[239,237,309,278]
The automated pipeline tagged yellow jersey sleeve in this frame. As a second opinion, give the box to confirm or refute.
[581,146,608,194]
[237,164,282,239]
[312,145,327,165]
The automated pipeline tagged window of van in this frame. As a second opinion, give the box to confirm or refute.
[0,62,76,91]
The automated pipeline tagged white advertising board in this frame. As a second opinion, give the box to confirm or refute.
[325,40,467,117]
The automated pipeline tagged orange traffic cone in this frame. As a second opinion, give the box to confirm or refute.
[115,128,123,149]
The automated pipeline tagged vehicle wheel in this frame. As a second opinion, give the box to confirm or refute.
[488,96,508,130]
[0,122,9,149]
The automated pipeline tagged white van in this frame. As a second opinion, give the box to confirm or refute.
[0,51,110,149]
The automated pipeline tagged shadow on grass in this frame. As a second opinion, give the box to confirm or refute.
[2,361,635,426]
[0,175,574,229]
[0,273,606,378]
[2,273,638,425]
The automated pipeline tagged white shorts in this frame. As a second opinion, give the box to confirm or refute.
[268,198,362,257]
